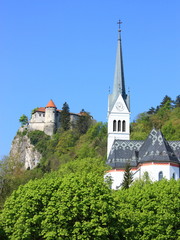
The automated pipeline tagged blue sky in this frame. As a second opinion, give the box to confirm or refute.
[0,0,180,157]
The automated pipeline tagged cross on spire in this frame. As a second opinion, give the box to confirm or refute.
[117,20,122,32]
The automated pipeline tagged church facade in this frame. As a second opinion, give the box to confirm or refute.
[106,26,180,189]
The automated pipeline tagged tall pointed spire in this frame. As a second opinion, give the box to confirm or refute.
[113,20,126,99]
[107,21,130,156]
[108,20,129,112]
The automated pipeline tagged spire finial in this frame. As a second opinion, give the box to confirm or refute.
[117,20,122,32]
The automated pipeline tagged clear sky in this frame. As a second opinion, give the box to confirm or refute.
[0,0,180,157]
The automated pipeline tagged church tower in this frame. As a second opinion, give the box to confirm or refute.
[107,21,130,156]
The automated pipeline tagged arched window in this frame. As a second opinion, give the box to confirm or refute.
[122,120,126,132]
[113,120,116,132]
[158,171,163,181]
[118,120,121,132]
[172,173,175,179]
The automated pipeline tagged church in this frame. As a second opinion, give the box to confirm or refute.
[106,23,180,189]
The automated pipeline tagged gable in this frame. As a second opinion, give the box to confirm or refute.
[107,129,180,169]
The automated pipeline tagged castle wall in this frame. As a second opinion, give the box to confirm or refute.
[31,111,45,122]
[29,111,45,132]
[28,122,45,132]
[29,105,81,136]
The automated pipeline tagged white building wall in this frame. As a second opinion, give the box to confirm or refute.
[28,122,45,132]
[140,163,171,181]
[105,170,124,190]
[170,165,179,180]
[107,95,130,156]
[30,112,45,123]
[105,169,139,190]
[29,111,45,132]
[106,163,180,190]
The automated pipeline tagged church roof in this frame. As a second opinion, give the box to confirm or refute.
[46,99,57,108]
[108,26,130,113]
[107,128,180,168]
[138,129,179,163]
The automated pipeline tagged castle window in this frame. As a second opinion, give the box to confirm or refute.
[158,171,163,181]
[113,120,116,132]
[172,173,175,179]
[118,120,121,131]
[122,120,126,132]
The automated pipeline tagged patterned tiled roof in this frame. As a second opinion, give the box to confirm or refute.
[107,129,180,169]
[138,129,179,163]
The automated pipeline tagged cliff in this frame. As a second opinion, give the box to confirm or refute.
[10,131,42,170]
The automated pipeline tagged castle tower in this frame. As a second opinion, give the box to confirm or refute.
[107,21,130,156]
[44,99,57,136]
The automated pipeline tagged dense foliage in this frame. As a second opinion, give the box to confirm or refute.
[114,179,180,240]
[131,95,180,140]
[0,95,180,239]
[0,122,107,208]
[75,110,93,134]
[1,167,180,239]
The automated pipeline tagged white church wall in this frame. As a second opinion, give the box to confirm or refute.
[105,170,124,190]
[140,163,171,181]
[106,168,139,190]
[106,163,180,190]
[170,165,179,180]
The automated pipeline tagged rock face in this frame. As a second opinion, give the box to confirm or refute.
[10,133,42,170]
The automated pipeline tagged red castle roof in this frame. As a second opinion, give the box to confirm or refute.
[34,100,83,116]
[46,99,56,108]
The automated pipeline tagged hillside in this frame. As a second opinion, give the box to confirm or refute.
[0,122,107,208]
[0,95,179,208]
[131,95,180,140]
[0,95,180,239]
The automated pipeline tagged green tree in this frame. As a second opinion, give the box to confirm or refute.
[75,109,93,134]
[147,107,156,115]
[19,114,28,126]
[28,130,50,154]
[0,155,24,208]
[74,122,107,160]
[117,179,180,239]
[1,163,121,240]
[131,95,180,140]
[121,162,133,189]
[60,102,70,131]
[159,95,173,110]
[174,95,180,108]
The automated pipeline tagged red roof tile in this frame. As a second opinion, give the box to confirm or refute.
[46,99,56,108]
[36,107,45,112]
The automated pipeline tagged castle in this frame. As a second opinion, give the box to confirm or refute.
[28,99,83,136]
[106,24,180,189]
